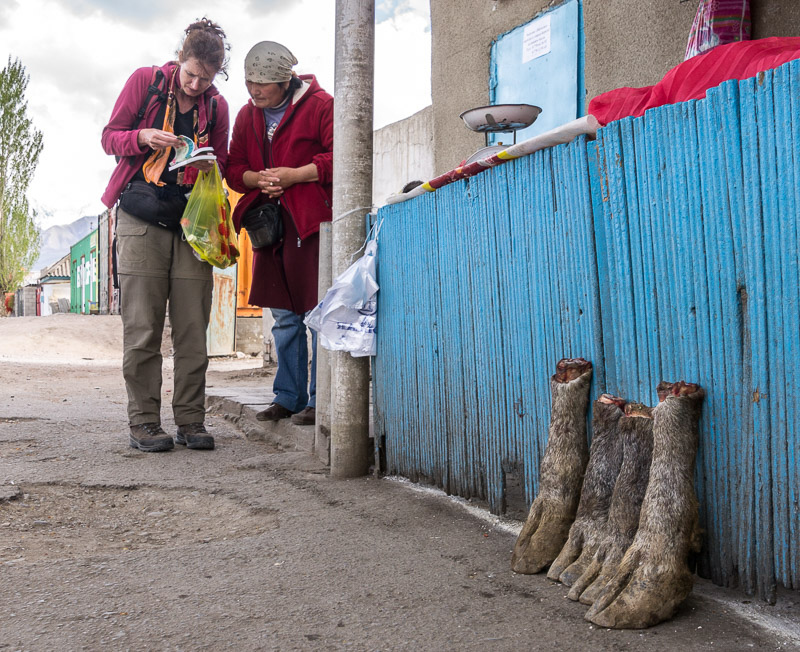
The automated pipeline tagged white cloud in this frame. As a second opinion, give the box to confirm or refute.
[1,0,430,229]
[375,0,431,128]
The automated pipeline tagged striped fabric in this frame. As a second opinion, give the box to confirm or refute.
[685,0,751,60]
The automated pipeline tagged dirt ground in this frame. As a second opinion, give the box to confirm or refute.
[0,313,798,651]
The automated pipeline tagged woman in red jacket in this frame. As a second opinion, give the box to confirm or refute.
[101,18,230,453]
[226,41,333,426]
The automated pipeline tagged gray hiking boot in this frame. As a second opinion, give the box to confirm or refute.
[129,423,174,452]
[175,422,215,450]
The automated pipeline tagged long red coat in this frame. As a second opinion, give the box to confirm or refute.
[226,75,333,313]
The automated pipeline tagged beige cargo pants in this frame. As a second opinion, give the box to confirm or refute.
[116,208,213,427]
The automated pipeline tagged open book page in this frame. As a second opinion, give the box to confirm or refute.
[168,135,217,171]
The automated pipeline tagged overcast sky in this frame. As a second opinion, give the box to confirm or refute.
[0,0,431,229]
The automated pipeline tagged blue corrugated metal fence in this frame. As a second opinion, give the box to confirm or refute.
[373,61,800,601]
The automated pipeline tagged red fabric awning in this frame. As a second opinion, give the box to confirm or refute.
[589,37,800,126]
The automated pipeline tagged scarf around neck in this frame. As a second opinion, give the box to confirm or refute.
[142,65,183,186]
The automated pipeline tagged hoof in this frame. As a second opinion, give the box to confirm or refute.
[512,517,571,574]
[586,571,693,629]
[576,574,608,605]
[558,548,593,586]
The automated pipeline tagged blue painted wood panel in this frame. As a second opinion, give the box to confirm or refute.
[374,60,800,602]
[489,0,580,145]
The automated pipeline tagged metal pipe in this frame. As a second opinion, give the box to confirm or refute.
[330,0,374,478]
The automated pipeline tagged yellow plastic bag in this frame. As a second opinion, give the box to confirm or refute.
[181,162,239,269]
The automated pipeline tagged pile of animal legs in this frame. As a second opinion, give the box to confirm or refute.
[512,358,705,629]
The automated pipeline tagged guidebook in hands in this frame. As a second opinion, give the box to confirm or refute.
[168,135,217,171]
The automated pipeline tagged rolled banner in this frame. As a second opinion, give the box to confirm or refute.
[384,114,601,206]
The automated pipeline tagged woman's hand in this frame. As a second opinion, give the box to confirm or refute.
[243,164,319,199]
[188,160,215,172]
[138,128,182,151]
[246,169,284,198]
[262,164,319,196]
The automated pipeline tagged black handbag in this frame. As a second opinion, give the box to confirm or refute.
[242,202,283,249]
[118,179,188,231]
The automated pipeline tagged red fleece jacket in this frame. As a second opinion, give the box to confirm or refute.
[225,74,333,241]
[100,61,230,208]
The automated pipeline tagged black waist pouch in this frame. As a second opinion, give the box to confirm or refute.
[242,202,284,249]
[118,180,188,231]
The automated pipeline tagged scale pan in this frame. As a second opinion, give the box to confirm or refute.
[459,104,541,132]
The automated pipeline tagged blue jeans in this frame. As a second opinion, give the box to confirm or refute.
[271,308,317,412]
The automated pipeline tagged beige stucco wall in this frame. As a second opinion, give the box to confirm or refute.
[584,0,800,100]
[430,0,556,175]
[431,0,800,176]
[583,0,697,101]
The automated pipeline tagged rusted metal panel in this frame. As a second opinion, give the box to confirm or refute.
[235,229,262,317]
[207,265,236,356]
[96,207,120,315]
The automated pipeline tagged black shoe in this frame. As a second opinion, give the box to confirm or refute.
[130,423,174,452]
[256,403,293,421]
[290,406,316,426]
[175,423,215,450]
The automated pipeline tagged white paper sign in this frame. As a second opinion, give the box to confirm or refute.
[522,15,551,63]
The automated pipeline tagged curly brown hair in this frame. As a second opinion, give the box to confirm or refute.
[178,17,230,79]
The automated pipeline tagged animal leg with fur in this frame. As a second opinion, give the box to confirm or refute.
[585,382,704,629]
[569,402,654,603]
[548,394,626,584]
[511,358,593,574]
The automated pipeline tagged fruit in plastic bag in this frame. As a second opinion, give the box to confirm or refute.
[180,162,239,269]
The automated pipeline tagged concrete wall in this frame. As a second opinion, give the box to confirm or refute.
[235,316,264,356]
[22,286,38,317]
[583,0,697,102]
[431,0,800,176]
[751,1,800,39]
[372,105,435,207]
[584,0,800,101]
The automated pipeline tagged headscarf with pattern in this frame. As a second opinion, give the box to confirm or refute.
[244,41,298,84]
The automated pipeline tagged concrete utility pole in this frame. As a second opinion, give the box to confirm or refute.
[314,222,332,464]
[329,0,374,478]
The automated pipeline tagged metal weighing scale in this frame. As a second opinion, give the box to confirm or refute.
[459,103,542,164]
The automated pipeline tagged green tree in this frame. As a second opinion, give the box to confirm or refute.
[0,56,43,296]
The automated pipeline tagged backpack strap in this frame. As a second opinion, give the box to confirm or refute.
[208,95,218,133]
[118,66,167,165]
[131,66,167,130]
[196,95,219,152]
[200,95,218,137]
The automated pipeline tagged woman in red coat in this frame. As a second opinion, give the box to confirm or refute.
[225,41,333,426]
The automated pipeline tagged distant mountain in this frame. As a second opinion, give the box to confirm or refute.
[34,215,98,273]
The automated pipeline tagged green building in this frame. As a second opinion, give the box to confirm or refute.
[70,229,98,314]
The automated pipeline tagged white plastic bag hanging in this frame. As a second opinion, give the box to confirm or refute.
[305,239,378,357]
